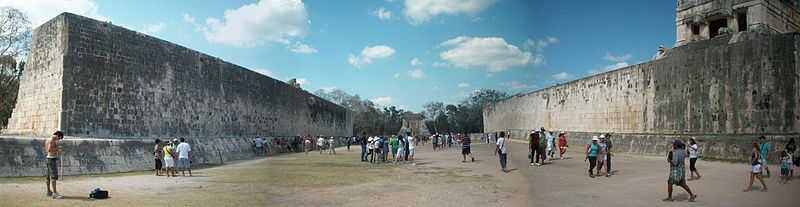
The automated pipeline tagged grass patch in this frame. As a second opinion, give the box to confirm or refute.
[212,153,399,188]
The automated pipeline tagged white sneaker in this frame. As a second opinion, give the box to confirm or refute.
[51,193,63,199]
[531,163,535,166]
[535,163,541,166]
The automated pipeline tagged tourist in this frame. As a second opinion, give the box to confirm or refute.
[317,136,325,155]
[254,137,264,155]
[596,135,608,176]
[462,132,474,162]
[329,137,336,155]
[390,135,399,160]
[759,136,772,177]
[447,133,453,148]
[367,137,375,163]
[688,137,701,180]
[360,132,367,162]
[163,140,176,177]
[175,138,193,176]
[546,131,555,161]
[404,134,411,161]
[346,136,351,151]
[558,132,568,159]
[154,139,163,176]
[305,137,312,154]
[407,133,416,162]
[604,134,614,175]
[432,133,439,150]
[538,128,547,163]
[585,136,599,178]
[382,136,389,162]
[744,141,768,192]
[780,150,792,184]
[785,138,796,179]
[495,131,510,173]
[395,136,406,163]
[663,139,697,202]
[44,131,65,199]
[529,132,540,166]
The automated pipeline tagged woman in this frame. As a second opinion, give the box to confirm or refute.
[688,137,701,180]
[664,140,697,202]
[153,139,163,176]
[558,132,568,159]
[395,136,406,163]
[785,138,796,179]
[585,136,599,178]
[530,133,540,166]
[744,141,768,192]
[596,135,608,176]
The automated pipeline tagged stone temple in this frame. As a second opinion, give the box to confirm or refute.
[483,0,800,162]
[398,113,430,136]
[0,13,352,176]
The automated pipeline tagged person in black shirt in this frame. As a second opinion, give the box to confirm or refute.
[360,132,368,162]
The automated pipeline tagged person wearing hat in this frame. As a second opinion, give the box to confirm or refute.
[596,135,608,177]
[664,139,697,202]
[558,132,568,160]
[328,136,336,155]
[162,140,176,177]
[687,137,701,180]
[538,128,547,163]
[529,132,540,166]
[367,136,375,163]
[585,136,600,178]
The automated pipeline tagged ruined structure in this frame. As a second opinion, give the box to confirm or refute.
[398,113,430,136]
[676,0,800,46]
[0,13,352,176]
[484,0,800,162]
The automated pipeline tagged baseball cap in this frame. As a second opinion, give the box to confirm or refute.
[600,135,605,138]
[592,135,599,141]
[535,128,541,132]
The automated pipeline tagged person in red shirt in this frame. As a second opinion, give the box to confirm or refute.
[558,132,568,159]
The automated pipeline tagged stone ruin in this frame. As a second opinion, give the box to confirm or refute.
[398,113,431,136]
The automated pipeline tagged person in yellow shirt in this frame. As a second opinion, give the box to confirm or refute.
[163,141,176,177]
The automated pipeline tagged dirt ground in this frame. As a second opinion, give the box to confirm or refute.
[1,139,798,207]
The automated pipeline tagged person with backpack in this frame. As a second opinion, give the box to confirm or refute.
[663,139,697,202]
[744,140,768,192]
[495,131,510,173]
[784,138,796,180]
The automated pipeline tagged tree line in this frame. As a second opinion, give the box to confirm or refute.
[0,7,32,129]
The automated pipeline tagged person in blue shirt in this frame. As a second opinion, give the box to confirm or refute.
[759,136,772,177]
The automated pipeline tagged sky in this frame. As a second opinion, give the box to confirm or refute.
[0,0,677,112]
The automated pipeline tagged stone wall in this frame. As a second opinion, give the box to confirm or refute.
[5,13,352,138]
[484,32,800,162]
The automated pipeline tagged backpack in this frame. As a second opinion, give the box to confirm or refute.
[90,188,109,199]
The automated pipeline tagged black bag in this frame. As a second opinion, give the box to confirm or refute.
[90,190,109,199]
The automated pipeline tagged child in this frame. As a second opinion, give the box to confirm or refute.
[780,150,792,184]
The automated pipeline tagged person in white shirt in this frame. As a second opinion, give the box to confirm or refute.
[494,132,510,173]
[317,136,325,155]
[406,133,416,162]
[688,137,701,180]
[175,138,193,176]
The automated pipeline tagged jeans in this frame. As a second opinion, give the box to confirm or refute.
[361,146,367,161]
[606,154,612,173]
[499,153,508,169]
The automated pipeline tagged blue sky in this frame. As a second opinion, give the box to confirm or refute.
[2,0,676,112]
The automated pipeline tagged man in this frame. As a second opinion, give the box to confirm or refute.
[407,133,416,162]
[390,135,399,160]
[462,133,474,162]
[546,131,555,161]
[663,140,697,202]
[530,131,540,166]
[432,133,439,150]
[604,133,614,176]
[163,140,176,177]
[329,137,336,155]
[175,138,193,176]
[45,131,65,199]
[346,136,351,151]
[360,132,368,162]
[495,131,509,173]
[317,136,325,155]
[538,128,547,163]
[759,136,771,177]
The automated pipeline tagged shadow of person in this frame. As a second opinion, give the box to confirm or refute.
[62,195,96,201]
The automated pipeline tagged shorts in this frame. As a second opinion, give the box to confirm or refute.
[409,148,415,157]
[462,146,471,155]
[781,167,789,175]
[256,146,263,150]
[45,157,59,180]
[164,157,175,167]
[546,144,554,151]
[752,164,762,173]
[179,158,191,169]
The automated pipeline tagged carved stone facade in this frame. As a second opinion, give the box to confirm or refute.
[398,113,430,136]
[676,0,800,46]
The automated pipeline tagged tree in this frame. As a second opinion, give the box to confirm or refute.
[0,7,32,128]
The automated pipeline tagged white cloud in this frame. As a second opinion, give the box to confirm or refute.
[407,69,427,78]
[457,83,470,88]
[603,52,632,62]
[370,96,396,106]
[500,81,534,90]
[142,22,167,34]
[393,73,401,78]
[1,0,109,26]
[410,58,424,66]
[439,36,533,72]
[189,0,309,47]
[373,7,393,20]
[524,36,559,51]
[182,13,196,22]
[588,62,630,75]
[432,86,440,90]
[347,45,396,68]
[551,72,572,81]
[404,0,498,25]
[287,42,317,54]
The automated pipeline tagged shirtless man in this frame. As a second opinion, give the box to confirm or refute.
[45,131,65,199]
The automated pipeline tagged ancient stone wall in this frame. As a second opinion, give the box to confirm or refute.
[484,32,800,161]
[5,13,352,138]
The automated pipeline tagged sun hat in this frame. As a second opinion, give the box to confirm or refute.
[535,128,541,132]
[592,135,599,141]
[600,134,605,138]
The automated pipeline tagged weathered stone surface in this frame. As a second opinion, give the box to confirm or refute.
[484,32,800,162]
[675,0,800,46]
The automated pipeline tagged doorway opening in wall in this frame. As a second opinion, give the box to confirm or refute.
[691,25,700,35]
[709,19,728,38]
[737,12,747,31]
